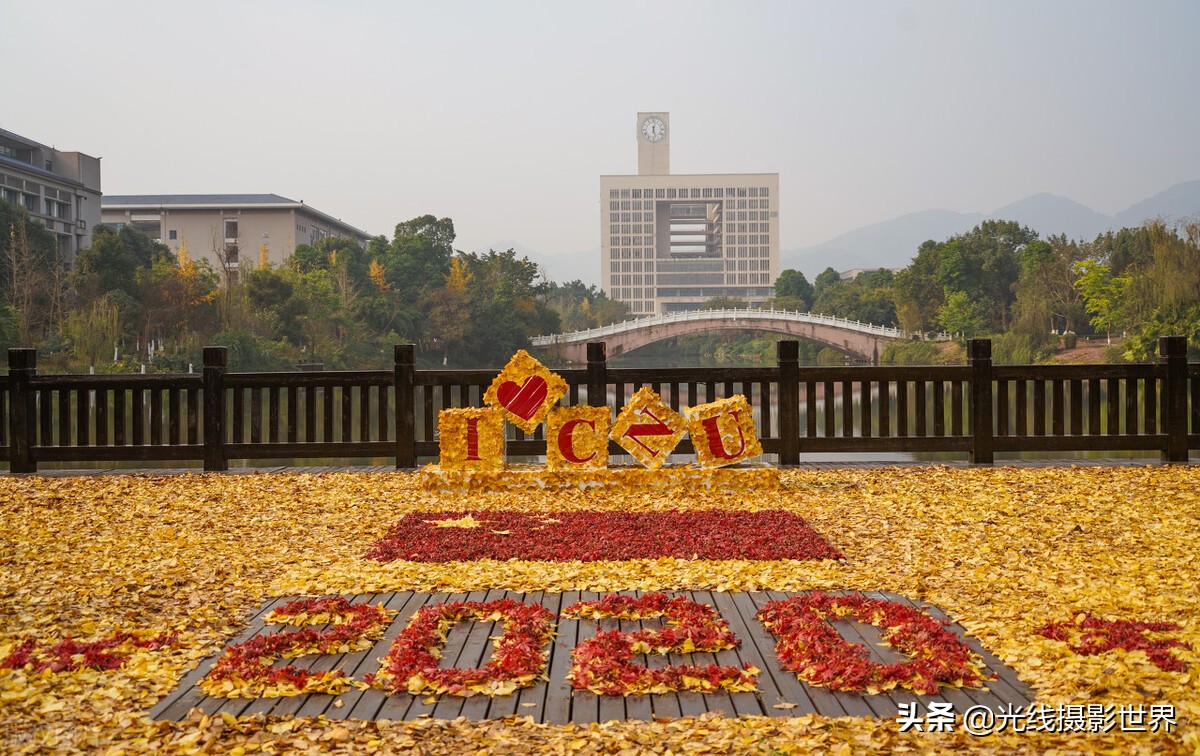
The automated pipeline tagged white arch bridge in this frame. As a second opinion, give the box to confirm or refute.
[531,308,912,364]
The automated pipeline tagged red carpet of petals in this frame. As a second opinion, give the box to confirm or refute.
[365,509,843,562]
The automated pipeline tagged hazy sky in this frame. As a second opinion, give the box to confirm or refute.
[3,1,1198,256]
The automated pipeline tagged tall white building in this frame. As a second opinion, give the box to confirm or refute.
[601,113,779,315]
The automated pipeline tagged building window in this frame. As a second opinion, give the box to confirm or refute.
[168,230,177,240]
[224,219,238,242]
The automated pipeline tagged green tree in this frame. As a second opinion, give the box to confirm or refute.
[938,290,987,339]
[1072,260,1127,343]
[702,296,747,310]
[773,269,813,309]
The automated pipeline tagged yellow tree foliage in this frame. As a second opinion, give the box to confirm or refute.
[446,256,472,293]
[369,259,388,292]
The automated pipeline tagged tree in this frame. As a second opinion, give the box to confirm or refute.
[702,296,747,310]
[773,269,813,309]
[1072,260,1126,343]
[938,290,987,339]
[2,201,64,344]
[813,267,841,299]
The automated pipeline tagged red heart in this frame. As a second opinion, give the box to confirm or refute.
[496,375,548,421]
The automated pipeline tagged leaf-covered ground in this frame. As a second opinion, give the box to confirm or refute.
[1,465,1197,754]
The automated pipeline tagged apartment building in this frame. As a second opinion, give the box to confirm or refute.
[0,127,102,263]
[100,194,372,277]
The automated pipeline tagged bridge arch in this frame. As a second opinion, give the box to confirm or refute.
[531,309,907,364]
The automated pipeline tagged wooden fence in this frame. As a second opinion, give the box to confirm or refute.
[0,337,1194,473]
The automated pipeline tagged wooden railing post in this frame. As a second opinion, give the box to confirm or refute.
[202,346,228,471]
[394,344,416,468]
[586,342,607,408]
[1160,335,1188,463]
[777,339,800,465]
[8,348,37,473]
[968,338,994,464]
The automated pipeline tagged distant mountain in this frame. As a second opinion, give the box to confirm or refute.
[782,181,1200,278]
[472,241,600,287]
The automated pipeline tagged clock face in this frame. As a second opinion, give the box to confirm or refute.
[641,116,666,142]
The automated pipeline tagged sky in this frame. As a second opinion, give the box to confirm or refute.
[3,0,1199,257]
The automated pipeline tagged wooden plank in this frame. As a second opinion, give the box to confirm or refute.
[375,592,459,721]
[345,592,434,721]
[1145,376,1157,435]
[617,590,653,722]
[895,380,907,438]
[1070,378,1083,436]
[596,590,626,724]
[996,380,1009,437]
[746,592,848,718]
[823,381,835,438]
[150,389,163,446]
[804,381,817,439]
[131,388,144,446]
[841,380,853,438]
[287,386,299,444]
[359,385,370,442]
[324,386,335,443]
[543,590,580,725]
[154,596,291,721]
[187,388,200,445]
[305,385,317,443]
[860,380,872,438]
[571,591,602,724]
[58,389,70,446]
[1014,379,1028,436]
[711,590,806,717]
[1033,379,1046,437]
[434,589,494,721]
[1107,377,1121,435]
[95,388,108,446]
[507,591,560,723]
[951,380,964,436]
[1125,377,1139,435]
[251,387,264,445]
[1052,379,1065,436]
[693,590,760,718]
[1088,377,1102,435]
[914,380,927,438]
[933,381,946,437]
[38,388,52,446]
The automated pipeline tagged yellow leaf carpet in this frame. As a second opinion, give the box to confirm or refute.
[1,466,1197,754]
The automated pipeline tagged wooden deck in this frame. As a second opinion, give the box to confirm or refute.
[151,591,1033,724]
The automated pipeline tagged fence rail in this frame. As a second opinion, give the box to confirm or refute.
[0,337,1193,472]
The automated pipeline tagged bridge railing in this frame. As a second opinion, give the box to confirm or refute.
[530,308,916,346]
[1,337,1193,472]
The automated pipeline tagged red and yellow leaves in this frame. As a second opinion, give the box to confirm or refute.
[757,592,991,695]
[369,598,555,697]
[366,509,843,563]
[561,593,759,695]
[199,597,392,698]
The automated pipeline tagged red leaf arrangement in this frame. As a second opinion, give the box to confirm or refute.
[1035,613,1190,672]
[368,598,555,697]
[365,509,843,563]
[561,593,759,695]
[200,596,392,697]
[756,592,990,695]
[0,631,177,674]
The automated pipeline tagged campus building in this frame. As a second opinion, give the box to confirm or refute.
[600,113,779,315]
[100,194,372,279]
[0,128,102,264]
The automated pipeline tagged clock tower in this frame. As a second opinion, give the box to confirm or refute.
[637,112,669,176]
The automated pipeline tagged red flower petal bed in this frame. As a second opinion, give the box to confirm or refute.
[365,509,843,562]
[561,593,760,695]
[0,631,176,674]
[367,598,555,697]
[1036,613,1190,672]
[199,597,392,698]
[756,592,991,695]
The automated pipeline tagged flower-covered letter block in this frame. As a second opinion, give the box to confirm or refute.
[438,407,505,470]
[483,350,569,434]
[687,395,763,468]
[610,387,686,469]
[546,405,612,470]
